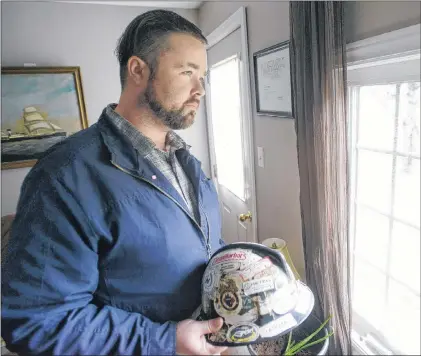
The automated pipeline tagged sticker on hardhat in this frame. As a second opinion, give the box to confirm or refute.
[224,306,258,325]
[211,250,248,266]
[270,275,298,315]
[201,295,211,314]
[215,277,243,316]
[274,271,290,289]
[227,323,260,343]
[293,283,315,315]
[219,261,241,273]
[203,270,215,293]
[243,277,275,296]
[221,291,240,311]
[270,288,297,315]
[253,265,278,280]
[259,313,297,338]
[239,257,272,280]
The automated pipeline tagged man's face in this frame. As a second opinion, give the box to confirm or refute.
[140,33,207,130]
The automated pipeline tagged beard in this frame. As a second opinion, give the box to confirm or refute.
[139,79,197,130]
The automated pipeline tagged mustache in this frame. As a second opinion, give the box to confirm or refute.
[184,99,200,107]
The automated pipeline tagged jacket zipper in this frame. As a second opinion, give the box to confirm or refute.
[111,161,212,260]
[201,206,212,260]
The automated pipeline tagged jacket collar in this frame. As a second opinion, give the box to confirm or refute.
[104,103,191,159]
[97,107,205,213]
[97,108,140,173]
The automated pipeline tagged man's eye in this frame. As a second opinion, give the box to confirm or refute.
[182,71,193,76]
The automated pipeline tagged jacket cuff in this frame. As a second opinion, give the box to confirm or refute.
[147,321,177,355]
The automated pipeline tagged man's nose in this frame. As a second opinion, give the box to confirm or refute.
[192,77,205,97]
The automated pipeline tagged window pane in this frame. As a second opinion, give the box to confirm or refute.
[358,85,397,151]
[383,280,420,355]
[209,57,245,201]
[353,260,387,330]
[394,157,420,228]
[354,206,389,271]
[357,150,393,214]
[397,82,420,156]
[390,222,420,293]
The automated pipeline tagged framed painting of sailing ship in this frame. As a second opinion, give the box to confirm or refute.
[1,66,88,170]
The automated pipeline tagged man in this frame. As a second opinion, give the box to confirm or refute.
[1,10,228,356]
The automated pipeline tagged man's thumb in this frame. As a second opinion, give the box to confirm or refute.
[200,317,224,334]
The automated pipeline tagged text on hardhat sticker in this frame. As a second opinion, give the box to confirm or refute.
[259,313,297,338]
[243,277,275,296]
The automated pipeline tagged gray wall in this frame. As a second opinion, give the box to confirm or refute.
[345,1,421,43]
[1,1,210,216]
[198,0,421,279]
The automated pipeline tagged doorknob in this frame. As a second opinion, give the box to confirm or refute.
[239,211,252,222]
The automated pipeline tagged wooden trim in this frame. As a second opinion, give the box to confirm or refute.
[206,7,242,49]
[347,24,421,64]
[348,49,420,71]
[1,160,38,170]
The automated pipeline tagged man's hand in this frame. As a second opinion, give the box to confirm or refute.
[176,317,228,355]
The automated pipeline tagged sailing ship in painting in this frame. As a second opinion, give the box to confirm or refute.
[1,106,67,142]
[1,106,68,163]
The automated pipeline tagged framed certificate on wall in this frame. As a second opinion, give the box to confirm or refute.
[253,40,293,118]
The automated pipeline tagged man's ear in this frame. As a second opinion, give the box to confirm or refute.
[127,56,149,85]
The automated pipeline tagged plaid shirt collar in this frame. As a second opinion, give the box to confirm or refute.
[105,104,190,158]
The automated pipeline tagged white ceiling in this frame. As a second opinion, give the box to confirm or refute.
[14,0,203,9]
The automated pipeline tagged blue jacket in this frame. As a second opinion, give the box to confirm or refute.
[1,108,224,355]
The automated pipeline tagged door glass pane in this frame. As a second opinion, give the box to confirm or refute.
[352,259,387,330]
[394,157,420,228]
[390,221,420,293]
[358,85,397,151]
[209,56,245,201]
[354,206,389,271]
[397,82,420,156]
[357,150,393,214]
[383,280,420,355]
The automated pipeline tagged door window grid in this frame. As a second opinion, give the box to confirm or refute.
[349,82,420,355]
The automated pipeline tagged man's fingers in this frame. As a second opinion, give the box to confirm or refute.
[208,317,224,333]
[207,344,228,355]
[198,317,224,334]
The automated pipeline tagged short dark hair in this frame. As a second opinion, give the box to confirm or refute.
[116,9,207,88]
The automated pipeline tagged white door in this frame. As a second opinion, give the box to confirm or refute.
[204,7,257,244]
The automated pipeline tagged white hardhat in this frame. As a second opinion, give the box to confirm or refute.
[198,242,314,346]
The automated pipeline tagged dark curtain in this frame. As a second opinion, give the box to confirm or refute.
[289,2,352,355]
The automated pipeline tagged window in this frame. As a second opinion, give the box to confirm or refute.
[348,58,420,354]
[208,55,246,201]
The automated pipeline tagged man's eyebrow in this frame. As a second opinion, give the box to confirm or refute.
[176,62,208,77]
[188,62,208,77]
[186,62,200,70]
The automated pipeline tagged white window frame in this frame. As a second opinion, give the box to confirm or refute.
[347,24,420,355]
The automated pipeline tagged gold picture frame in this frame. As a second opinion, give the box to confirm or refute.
[1,66,88,170]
